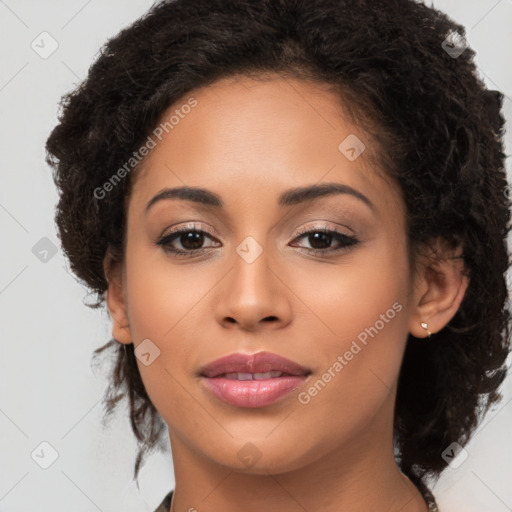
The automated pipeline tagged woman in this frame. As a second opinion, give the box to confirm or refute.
[45,0,510,510]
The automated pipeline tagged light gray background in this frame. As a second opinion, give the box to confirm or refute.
[1,1,511,511]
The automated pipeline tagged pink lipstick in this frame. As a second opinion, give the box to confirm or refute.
[199,351,311,408]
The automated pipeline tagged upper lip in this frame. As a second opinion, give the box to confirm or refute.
[199,351,311,378]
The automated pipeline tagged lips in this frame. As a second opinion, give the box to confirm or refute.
[199,351,310,378]
[199,351,311,408]
[222,371,284,380]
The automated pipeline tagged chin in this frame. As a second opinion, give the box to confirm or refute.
[200,436,321,476]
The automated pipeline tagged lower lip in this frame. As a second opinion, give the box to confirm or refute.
[202,376,308,408]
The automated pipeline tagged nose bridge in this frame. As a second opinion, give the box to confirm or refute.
[215,232,292,329]
[231,233,275,305]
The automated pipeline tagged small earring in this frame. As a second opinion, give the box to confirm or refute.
[420,322,431,339]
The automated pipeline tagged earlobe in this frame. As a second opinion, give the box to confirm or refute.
[409,240,469,339]
[103,250,132,345]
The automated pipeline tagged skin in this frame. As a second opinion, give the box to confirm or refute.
[104,74,468,512]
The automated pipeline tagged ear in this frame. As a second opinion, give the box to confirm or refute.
[409,238,469,339]
[103,246,132,345]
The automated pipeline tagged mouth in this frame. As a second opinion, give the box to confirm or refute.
[220,371,287,380]
[199,351,311,408]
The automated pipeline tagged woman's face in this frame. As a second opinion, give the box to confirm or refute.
[114,75,418,473]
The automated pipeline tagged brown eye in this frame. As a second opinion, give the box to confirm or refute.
[290,227,358,254]
[156,227,220,257]
[176,231,206,250]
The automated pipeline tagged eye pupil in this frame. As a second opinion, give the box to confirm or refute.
[309,232,332,249]
[181,232,204,250]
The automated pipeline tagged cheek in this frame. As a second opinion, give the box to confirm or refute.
[122,242,237,416]
[290,240,411,413]
[294,237,410,349]
[124,242,220,341]
[122,259,203,423]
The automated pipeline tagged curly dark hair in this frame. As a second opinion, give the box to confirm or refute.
[45,0,511,491]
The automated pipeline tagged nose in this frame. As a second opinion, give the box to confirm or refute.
[214,243,293,332]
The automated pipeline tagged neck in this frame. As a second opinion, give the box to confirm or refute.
[167,395,428,512]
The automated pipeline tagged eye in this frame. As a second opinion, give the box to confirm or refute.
[156,224,359,258]
[289,226,359,254]
[156,224,220,257]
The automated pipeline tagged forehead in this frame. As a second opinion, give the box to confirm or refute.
[128,75,401,217]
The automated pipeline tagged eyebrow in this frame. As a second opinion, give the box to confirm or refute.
[144,182,375,214]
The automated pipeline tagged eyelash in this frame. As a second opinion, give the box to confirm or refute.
[156,224,359,258]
